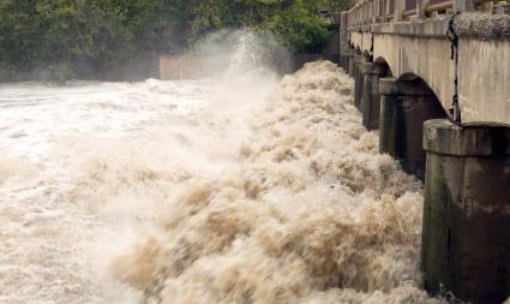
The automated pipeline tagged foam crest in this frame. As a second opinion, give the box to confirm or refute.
[1,46,460,302]
[92,61,443,303]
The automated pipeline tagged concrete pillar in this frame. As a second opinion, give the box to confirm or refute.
[353,54,365,110]
[348,51,355,78]
[378,77,446,179]
[339,12,350,72]
[422,119,510,304]
[360,62,388,130]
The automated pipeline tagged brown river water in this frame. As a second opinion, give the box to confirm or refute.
[1,37,464,303]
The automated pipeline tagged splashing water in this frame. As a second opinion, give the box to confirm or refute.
[105,61,444,304]
[1,42,450,303]
[225,30,289,76]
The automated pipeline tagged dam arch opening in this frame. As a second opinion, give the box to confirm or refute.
[378,73,448,179]
[359,57,391,130]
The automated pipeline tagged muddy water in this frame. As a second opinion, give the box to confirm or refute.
[0,61,447,303]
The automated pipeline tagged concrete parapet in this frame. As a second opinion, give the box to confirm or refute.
[453,13,510,40]
[422,119,510,304]
[360,62,388,130]
[379,78,446,179]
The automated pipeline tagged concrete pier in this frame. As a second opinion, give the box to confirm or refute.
[378,77,446,179]
[422,119,510,304]
[360,63,388,130]
[353,54,366,110]
[339,12,350,72]
[348,51,355,78]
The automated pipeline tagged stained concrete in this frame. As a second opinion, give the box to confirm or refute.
[360,62,389,130]
[422,119,510,304]
[457,38,510,125]
[339,12,351,72]
[454,13,510,40]
[379,78,447,179]
[348,51,355,77]
[353,54,366,110]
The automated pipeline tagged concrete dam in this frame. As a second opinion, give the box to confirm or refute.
[338,0,510,302]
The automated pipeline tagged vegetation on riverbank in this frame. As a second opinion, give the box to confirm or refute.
[0,0,353,81]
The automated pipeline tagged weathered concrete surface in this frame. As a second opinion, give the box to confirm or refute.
[458,38,510,124]
[454,13,510,40]
[371,18,450,37]
[339,12,351,72]
[379,78,447,179]
[373,34,454,113]
[348,51,355,78]
[424,120,510,156]
[350,31,374,54]
[422,119,510,304]
[360,62,389,130]
[353,54,366,109]
[379,78,401,158]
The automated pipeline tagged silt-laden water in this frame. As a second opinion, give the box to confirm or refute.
[0,61,448,304]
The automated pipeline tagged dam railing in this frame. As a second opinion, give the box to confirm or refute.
[346,0,509,27]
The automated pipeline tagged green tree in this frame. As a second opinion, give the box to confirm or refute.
[0,0,354,81]
[182,0,342,52]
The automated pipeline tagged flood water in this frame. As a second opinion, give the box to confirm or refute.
[0,56,451,303]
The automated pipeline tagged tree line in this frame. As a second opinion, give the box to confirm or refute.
[0,0,353,81]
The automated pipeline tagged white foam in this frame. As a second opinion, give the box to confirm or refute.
[0,35,462,303]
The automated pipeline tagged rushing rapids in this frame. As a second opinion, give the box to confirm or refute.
[0,53,457,303]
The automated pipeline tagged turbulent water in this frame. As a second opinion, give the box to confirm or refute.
[1,56,452,303]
